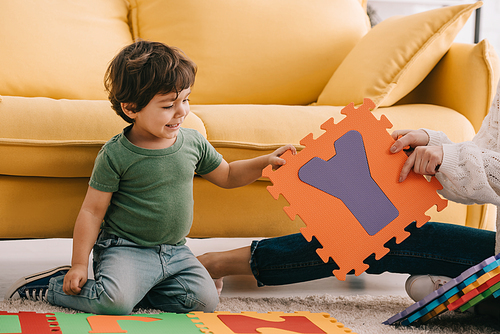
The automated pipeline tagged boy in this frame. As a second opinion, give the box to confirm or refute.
[5,40,295,315]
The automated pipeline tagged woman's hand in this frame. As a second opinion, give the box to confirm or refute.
[398,146,443,182]
[391,129,443,182]
[390,129,430,155]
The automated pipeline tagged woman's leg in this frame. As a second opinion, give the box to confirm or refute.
[366,221,495,277]
[199,222,495,286]
[198,246,253,279]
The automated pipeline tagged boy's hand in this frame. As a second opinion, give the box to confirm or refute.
[390,129,442,182]
[62,264,88,295]
[202,144,297,188]
[268,144,297,170]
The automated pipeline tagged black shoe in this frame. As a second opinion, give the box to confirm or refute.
[4,265,71,301]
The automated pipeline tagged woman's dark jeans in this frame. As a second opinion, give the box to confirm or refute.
[250,222,496,286]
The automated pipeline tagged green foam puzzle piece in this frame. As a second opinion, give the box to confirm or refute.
[0,315,22,333]
[52,312,202,334]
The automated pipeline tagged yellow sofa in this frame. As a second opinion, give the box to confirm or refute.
[0,0,498,239]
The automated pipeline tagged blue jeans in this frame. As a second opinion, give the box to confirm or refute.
[47,231,219,314]
[250,222,496,286]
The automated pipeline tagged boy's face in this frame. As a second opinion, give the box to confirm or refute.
[124,88,191,149]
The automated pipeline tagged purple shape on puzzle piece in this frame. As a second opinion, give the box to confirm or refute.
[383,254,500,325]
[298,130,399,236]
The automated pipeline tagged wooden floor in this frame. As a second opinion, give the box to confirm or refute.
[0,238,408,301]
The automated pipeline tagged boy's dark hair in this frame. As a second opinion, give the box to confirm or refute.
[104,40,197,123]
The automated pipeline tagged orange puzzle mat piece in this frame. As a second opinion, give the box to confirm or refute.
[262,98,447,280]
[188,311,355,334]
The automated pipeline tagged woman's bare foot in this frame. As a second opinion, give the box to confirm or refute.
[214,278,224,296]
[198,246,253,279]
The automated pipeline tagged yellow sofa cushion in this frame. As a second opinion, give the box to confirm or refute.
[0,96,206,177]
[129,0,370,105]
[191,103,475,163]
[317,2,482,108]
[0,0,133,100]
[397,40,500,132]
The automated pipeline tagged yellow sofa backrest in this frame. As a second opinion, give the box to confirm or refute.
[128,0,370,105]
[0,0,134,100]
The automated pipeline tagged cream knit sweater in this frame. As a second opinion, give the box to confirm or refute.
[425,81,500,255]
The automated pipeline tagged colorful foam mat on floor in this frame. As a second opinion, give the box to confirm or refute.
[384,254,500,326]
[0,310,356,334]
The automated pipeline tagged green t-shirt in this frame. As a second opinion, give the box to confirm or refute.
[89,126,223,247]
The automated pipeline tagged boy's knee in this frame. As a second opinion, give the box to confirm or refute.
[198,291,219,313]
[94,293,136,315]
[183,287,219,313]
[95,302,135,315]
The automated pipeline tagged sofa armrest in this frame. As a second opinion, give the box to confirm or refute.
[397,41,500,132]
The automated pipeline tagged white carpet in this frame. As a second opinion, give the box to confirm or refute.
[1,295,499,333]
[2,239,500,333]
[217,295,500,333]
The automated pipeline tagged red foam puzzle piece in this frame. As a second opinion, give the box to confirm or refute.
[188,311,354,334]
[217,314,325,333]
[0,311,60,334]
